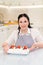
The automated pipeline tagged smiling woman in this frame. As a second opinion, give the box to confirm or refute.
[2,13,43,53]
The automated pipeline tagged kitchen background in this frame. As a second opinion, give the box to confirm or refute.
[0,0,43,6]
[0,0,43,50]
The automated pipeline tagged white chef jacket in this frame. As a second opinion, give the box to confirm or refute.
[5,28,43,45]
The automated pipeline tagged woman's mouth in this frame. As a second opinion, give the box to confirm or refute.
[22,26,26,28]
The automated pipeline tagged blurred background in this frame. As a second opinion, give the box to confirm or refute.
[0,0,43,50]
[0,0,43,6]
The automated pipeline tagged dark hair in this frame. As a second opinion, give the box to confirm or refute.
[18,13,32,33]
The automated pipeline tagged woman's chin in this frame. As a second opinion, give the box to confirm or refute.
[21,28,26,31]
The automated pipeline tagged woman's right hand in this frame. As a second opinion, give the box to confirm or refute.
[2,42,9,53]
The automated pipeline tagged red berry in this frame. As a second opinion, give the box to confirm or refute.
[23,46,28,49]
[10,45,15,49]
[16,45,21,49]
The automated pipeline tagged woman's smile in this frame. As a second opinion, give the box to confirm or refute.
[21,25,26,28]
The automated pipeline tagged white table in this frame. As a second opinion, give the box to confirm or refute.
[0,49,43,65]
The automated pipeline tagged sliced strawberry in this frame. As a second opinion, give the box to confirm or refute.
[10,45,15,49]
[23,46,28,49]
[16,45,21,49]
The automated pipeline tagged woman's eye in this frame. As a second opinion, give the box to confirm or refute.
[24,21,26,23]
[19,21,22,23]
[19,21,27,23]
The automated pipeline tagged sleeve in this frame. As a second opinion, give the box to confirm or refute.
[5,30,17,45]
[34,29,43,42]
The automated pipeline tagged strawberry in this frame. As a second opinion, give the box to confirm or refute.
[16,45,21,49]
[10,45,15,49]
[23,46,28,49]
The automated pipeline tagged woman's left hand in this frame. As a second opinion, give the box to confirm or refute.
[29,43,37,51]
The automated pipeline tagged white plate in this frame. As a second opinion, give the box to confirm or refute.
[7,48,29,55]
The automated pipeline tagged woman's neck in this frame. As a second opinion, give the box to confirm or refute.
[20,28,28,34]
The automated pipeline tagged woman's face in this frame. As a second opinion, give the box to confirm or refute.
[19,16,29,30]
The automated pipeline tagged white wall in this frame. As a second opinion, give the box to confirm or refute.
[27,8,43,27]
[19,0,43,5]
[0,8,29,22]
[27,8,43,35]
[0,0,43,6]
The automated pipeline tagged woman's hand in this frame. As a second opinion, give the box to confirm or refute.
[29,43,37,52]
[29,42,43,52]
[2,42,9,53]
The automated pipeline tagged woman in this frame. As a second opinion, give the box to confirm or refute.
[2,13,43,53]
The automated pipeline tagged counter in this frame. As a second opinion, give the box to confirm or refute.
[0,49,43,65]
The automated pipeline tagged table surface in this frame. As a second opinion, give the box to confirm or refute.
[0,49,43,65]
